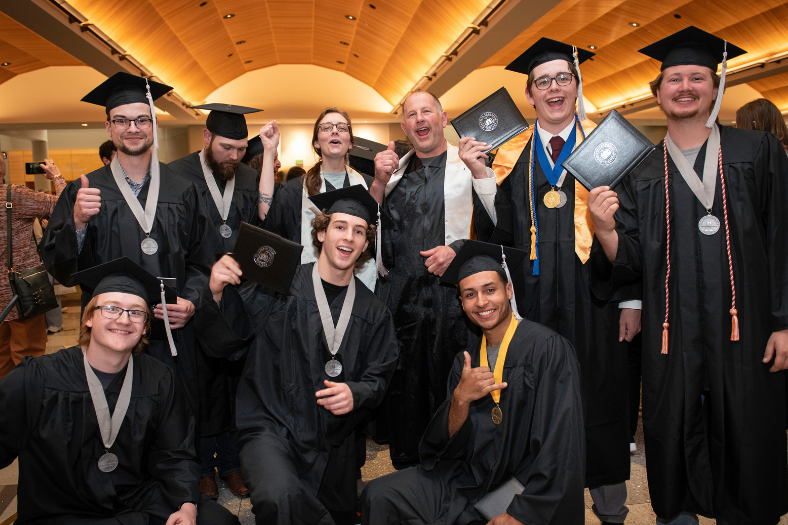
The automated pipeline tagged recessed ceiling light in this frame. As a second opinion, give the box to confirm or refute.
[223,13,235,19]
[337,60,345,64]
[353,54,359,58]
[81,123,88,127]
[339,41,349,46]
[589,45,597,49]
[228,53,233,57]
[236,40,246,45]
[1,63,10,66]
[345,15,356,20]
[629,22,640,27]
[199,1,206,6]
[674,13,682,18]
[369,4,376,8]
[245,60,253,64]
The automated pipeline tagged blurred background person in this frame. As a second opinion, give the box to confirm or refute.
[98,139,117,166]
[285,165,306,184]
[736,98,788,153]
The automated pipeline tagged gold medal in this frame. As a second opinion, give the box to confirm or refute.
[543,189,560,208]
[491,405,503,425]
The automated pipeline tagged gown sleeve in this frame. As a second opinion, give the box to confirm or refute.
[0,358,44,469]
[473,174,515,245]
[147,366,200,508]
[506,335,585,525]
[760,134,788,332]
[40,180,84,286]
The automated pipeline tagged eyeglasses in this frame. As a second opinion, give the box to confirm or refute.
[533,73,575,90]
[110,117,153,130]
[96,305,149,323]
[318,122,349,133]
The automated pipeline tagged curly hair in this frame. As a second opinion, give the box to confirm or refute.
[79,295,151,355]
[310,211,377,254]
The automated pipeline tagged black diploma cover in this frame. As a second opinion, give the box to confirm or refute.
[451,87,529,153]
[232,222,303,295]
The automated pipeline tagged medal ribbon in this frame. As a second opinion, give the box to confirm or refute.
[110,155,159,239]
[665,124,720,211]
[480,313,519,404]
[199,149,235,224]
[83,349,134,453]
[311,263,356,359]
[533,123,577,188]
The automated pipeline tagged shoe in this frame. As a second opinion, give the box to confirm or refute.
[630,440,637,453]
[199,475,219,499]
[221,472,250,497]
[47,326,62,334]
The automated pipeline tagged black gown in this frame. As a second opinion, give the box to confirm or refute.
[589,126,788,523]
[0,347,198,525]
[40,163,223,424]
[360,319,585,525]
[193,263,399,524]
[167,151,261,437]
[474,138,631,488]
[376,152,478,467]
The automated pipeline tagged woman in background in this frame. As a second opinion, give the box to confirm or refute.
[736,98,788,153]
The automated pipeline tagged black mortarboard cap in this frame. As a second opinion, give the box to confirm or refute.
[242,135,266,164]
[638,26,746,71]
[506,37,594,76]
[81,72,172,114]
[191,103,263,140]
[309,184,391,227]
[71,257,176,304]
[348,137,387,177]
[442,241,527,286]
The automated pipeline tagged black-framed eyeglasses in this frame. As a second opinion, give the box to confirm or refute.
[533,73,575,90]
[111,117,153,130]
[97,305,149,323]
[318,123,349,133]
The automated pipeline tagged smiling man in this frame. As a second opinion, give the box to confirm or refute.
[194,185,399,525]
[361,240,584,525]
[588,27,788,525]
[0,258,239,525]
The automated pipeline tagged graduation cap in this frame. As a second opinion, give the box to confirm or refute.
[308,185,391,277]
[242,135,266,164]
[639,26,747,127]
[191,103,262,140]
[443,241,527,320]
[348,137,387,177]
[82,72,172,114]
[506,38,595,120]
[72,257,179,356]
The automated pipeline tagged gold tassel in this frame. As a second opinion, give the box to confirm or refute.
[529,225,537,260]
[730,308,739,341]
[661,323,669,354]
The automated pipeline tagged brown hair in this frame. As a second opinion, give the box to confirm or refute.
[736,98,788,149]
[526,60,580,97]
[310,211,377,253]
[304,108,355,197]
[79,295,151,355]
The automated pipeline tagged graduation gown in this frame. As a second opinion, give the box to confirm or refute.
[193,263,399,523]
[475,135,631,488]
[589,126,788,523]
[361,320,585,525]
[168,151,262,436]
[40,163,223,424]
[0,346,199,525]
[376,151,478,467]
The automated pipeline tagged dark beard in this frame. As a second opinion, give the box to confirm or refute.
[205,145,239,181]
[117,134,152,156]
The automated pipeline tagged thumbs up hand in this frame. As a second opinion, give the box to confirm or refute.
[74,175,102,229]
[373,141,399,186]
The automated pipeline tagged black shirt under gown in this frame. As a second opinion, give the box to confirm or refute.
[168,151,262,437]
[40,163,223,428]
[0,347,199,525]
[360,319,585,525]
[473,137,632,488]
[375,151,477,467]
[589,126,788,523]
[193,263,399,524]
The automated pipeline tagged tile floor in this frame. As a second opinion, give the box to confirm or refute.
[1,293,786,525]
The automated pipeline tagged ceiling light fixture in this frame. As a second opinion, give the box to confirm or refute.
[223,14,235,19]
[245,60,253,64]
[81,123,88,126]
[589,45,597,50]
[369,4,376,8]
[236,40,246,45]
[345,15,356,20]
[337,60,345,64]
[1,62,10,66]
[339,41,349,45]
[674,14,682,18]
[228,53,233,57]
[199,1,206,6]
[629,22,640,27]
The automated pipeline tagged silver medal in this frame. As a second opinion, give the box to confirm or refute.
[325,358,342,378]
[98,452,118,473]
[219,224,232,238]
[556,190,568,208]
[141,237,158,255]
[698,214,720,235]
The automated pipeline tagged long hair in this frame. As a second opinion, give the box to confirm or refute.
[79,296,151,355]
[736,98,788,149]
[304,108,355,196]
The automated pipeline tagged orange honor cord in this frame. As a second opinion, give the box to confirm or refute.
[480,313,519,405]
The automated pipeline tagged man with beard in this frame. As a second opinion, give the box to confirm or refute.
[369,91,488,469]
[168,105,278,499]
[194,185,399,524]
[41,72,222,439]
[588,27,788,524]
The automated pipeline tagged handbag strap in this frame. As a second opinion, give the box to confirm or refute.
[6,183,12,275]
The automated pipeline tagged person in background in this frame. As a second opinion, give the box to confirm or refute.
[736,98,788,153]
[0,158,65,382]
[285,166,306,183]
[243,134,282,178]
[99,139,117,166]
